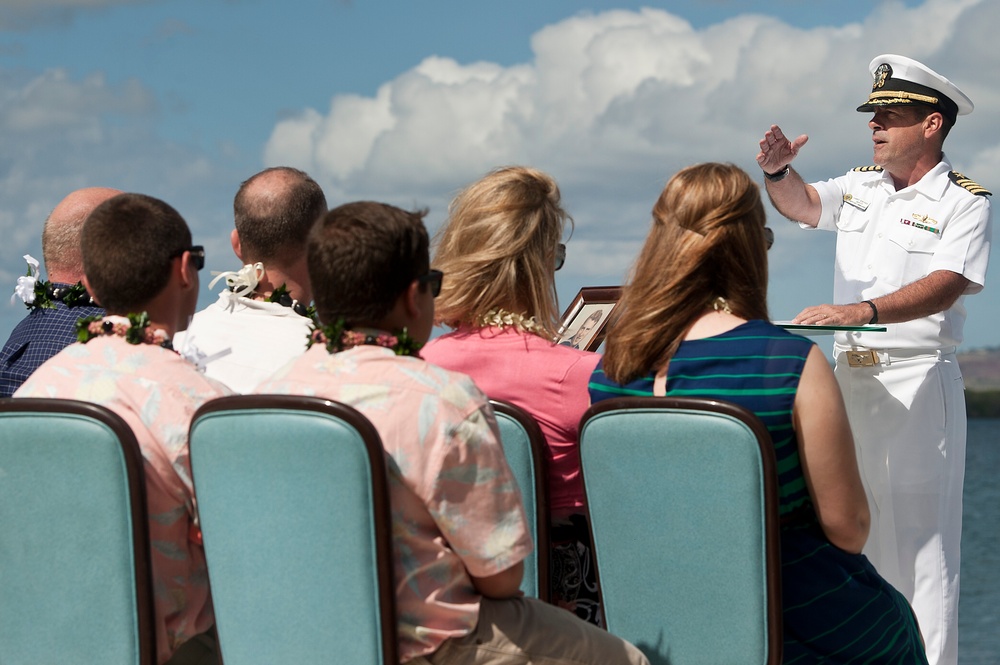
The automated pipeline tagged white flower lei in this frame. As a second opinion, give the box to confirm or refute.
[209,262,265,297]
[11,254,40,305]
[476,308,542,335]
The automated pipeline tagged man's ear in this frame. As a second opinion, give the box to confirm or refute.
[81,275,101,307]
[231,229,243,262]
[402,280,422,319]
[924,111,944,138]
[178,251,196,289]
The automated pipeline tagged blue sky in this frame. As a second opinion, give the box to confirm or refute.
[1,0,996,349]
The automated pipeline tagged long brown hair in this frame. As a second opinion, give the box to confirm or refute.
[602,163,770,384]
[432,166,571,338]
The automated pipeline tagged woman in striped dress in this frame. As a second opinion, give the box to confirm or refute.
[588,162,927,663]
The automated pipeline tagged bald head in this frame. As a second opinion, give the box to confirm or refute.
[43,187,123,284]
[233,167,327,265]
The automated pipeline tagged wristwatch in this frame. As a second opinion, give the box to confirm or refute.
[763,166,790,182]
[862,300,879,325]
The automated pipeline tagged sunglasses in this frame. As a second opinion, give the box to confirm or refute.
[171,246,205,271]
[555,243,566,271]
[764,227,774,251]
[417,269,444,297]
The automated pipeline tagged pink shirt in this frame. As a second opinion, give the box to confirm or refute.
[15,336,232,664]
[421,326,600,517]
[255,345,532,662]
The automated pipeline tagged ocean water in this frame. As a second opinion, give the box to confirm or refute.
[959,419,1000,664]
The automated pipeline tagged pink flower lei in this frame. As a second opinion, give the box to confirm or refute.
[75,313,173,349]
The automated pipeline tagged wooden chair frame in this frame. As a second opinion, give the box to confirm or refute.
[0,397,156,665]
[489,398,551,602]
[580,396,782,665]
[190,394,398,665]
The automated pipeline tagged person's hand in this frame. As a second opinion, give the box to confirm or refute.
[792,303,873,326]
[756,124,809,175]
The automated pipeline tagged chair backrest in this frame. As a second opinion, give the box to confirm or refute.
[0,398,155,665]
[188,394,397,665]
[488,399,550,601]
[579,396,782,665]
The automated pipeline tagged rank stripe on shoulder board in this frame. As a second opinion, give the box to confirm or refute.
[949,171,991,196]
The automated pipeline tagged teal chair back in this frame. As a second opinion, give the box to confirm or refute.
[579,397,782,665]
[188,395,397,665]
[0,398,155,665]
[489,399,550,601]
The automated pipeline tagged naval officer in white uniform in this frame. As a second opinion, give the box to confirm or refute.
[755,54,992,665]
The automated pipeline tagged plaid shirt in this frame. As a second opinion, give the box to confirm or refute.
[0,285,103,397]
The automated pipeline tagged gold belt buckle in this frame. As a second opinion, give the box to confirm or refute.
[846,350,879,367]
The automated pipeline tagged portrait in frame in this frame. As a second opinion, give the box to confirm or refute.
[557,286,622,351]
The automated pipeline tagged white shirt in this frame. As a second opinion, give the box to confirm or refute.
[810,157,992,350]
[174,290,314,393]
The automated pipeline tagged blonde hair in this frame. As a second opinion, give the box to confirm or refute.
[602,163,770,384]
[432,166,571,338]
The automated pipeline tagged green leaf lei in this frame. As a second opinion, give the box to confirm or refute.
[75,312,173,349]
[307,318,422,357]
[267,283,316,320]
[28,280,94,311]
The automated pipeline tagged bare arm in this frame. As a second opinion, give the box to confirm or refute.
[792,269,970,326]
[470,560,524,599]
[793,345,870,553]
[756,124,823,227]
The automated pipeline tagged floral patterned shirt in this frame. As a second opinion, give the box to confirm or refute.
[15,336,232,664]
[255,345,532,662]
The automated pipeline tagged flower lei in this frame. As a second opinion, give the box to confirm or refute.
[209,262,314,319]
[209,262,264,297]
[11,254,94,311]
[476,308,542,335]
[75,313,173,349]
[307,318,422,357]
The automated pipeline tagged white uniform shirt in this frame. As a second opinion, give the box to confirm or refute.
[810,157,992,350]
[174,290,313,393]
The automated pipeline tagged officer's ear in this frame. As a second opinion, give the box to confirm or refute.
[923,111,944,138]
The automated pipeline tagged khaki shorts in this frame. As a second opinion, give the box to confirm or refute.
[408,596,648,665]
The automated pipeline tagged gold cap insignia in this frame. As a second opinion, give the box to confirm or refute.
[873,63,891,91]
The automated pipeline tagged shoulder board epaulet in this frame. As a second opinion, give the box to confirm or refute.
[851,165,883,172]
[949,171,992,196]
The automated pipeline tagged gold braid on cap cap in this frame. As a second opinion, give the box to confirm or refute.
[866,90,940,106]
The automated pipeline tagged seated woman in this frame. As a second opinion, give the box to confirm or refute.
[589,162,928,663]
[421,166,603,625]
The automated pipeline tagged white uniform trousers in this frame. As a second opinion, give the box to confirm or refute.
[834,349,965,665]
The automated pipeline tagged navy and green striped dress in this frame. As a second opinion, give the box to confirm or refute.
[589,319,927,664]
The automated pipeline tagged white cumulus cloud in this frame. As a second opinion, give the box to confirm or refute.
[0,67,239,336]
[263,0,999,345]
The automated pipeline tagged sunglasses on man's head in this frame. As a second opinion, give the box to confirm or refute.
[418,269,444,297]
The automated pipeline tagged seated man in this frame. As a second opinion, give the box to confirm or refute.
[16,193,231,665]
[175,166,327,392]
[256,201,649,665]
[0,187,119,397]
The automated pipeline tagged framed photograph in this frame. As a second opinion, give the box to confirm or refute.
[557,286,622,352]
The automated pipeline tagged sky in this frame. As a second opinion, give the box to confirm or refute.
[1,0,997,350]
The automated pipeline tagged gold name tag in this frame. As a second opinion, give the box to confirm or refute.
[846,350,879,367]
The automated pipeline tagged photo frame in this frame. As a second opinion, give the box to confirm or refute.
[557,286,622,352]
